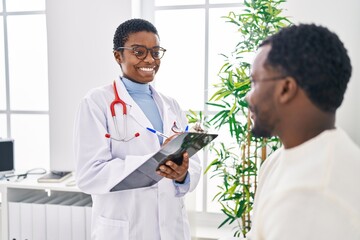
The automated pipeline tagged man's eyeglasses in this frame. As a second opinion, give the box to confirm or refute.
[116,45,167,60]
[250,75,288,87]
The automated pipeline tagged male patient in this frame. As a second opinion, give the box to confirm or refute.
[246,23,360,240]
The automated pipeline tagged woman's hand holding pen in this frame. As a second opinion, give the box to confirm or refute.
[156,152,189,183]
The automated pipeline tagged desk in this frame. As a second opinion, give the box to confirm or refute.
[0,175,91,240]
[0,176,234,240]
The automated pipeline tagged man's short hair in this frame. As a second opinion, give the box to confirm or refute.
[260,24,352,113]
[113,18,159,51]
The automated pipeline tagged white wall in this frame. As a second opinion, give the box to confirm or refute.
[46,0,134,171]
[284,0,360,144]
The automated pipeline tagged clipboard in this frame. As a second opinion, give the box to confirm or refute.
[152,132,218,170]
[110,132,218,191]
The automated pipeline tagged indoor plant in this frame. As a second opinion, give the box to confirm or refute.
[193,0,292,237]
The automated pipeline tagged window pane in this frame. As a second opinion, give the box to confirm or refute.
[7,15,48,111]
[10,114,49,171]
[6,0,45,12]
[206,126,234,213]
[208,7,242,111]
[155,0,204,6]
[0,18,5,110]
[206,169,223,212]
[155,9,205,111]
[195,150,204,211]
[206,113,242,212]
[185,150,204,212]
[0,114,7,137]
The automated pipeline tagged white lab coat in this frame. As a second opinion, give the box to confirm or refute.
[73,78,201,240]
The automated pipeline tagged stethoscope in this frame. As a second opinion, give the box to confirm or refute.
[105,80,140,142]
[104,80,185,142]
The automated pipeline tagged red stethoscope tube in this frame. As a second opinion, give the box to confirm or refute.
[105,80,140,142]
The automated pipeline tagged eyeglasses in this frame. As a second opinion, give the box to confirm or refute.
[2,168,46,182]
[116,45,167,60]
[250,75,287,87]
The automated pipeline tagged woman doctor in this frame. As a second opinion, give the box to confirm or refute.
[73,18,201,240]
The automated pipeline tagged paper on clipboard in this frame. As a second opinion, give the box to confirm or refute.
[110,132,218,192]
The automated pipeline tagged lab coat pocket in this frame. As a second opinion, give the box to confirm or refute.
[93,215,129,240]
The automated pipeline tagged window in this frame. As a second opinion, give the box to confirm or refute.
[144,0,242,213]
[0,0,49,171]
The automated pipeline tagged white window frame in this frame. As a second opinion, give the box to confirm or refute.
[0,1,48,167]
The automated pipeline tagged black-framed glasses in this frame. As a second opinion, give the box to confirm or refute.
[116,45,167,60]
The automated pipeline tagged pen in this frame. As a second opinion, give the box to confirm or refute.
[146,127,169,139]
[184,125,189,132]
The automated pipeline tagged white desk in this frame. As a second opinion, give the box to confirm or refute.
[0,174,91,240]
[0,175,235,240]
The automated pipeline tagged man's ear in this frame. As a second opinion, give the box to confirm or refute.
[114,51,122,65]
[278,76,298,104]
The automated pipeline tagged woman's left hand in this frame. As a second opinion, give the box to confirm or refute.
[156,152,189,182]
